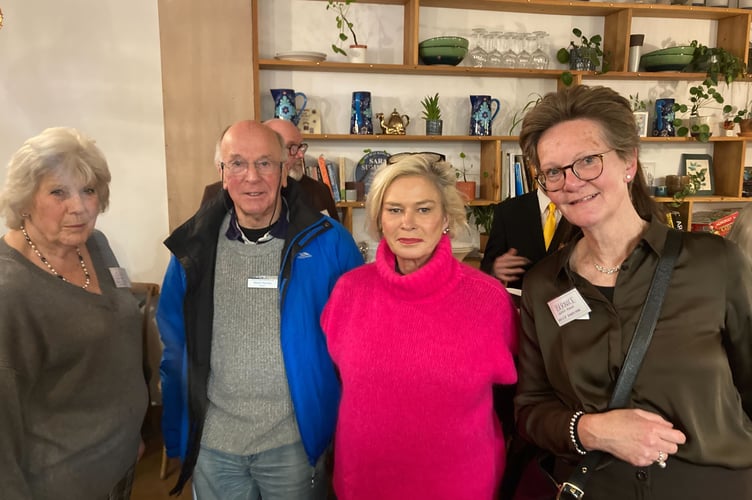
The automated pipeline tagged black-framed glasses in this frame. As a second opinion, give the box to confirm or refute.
[387,151,446,165]
[220,158,283,177]
[536,150,612,192]
[288,143,308,156]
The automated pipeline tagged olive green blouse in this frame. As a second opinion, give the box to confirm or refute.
[515,217,752,468]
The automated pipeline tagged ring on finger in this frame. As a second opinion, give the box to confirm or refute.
[655,450,667,469]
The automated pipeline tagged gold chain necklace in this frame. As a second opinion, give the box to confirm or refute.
[593,262,620,275]
[21,224,90,289]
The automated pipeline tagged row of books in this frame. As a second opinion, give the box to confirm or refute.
[304,155,343,202]
[504,152,537,199]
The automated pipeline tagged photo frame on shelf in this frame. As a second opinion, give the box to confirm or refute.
[680,153,714,195]
[633,111,649,137]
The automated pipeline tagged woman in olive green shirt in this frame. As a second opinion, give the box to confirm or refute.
[514,85,752,499]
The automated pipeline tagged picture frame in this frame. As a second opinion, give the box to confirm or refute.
[633,111,649,137]
[680,153,714,195]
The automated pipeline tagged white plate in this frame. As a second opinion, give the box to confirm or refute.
[274,51,327,62]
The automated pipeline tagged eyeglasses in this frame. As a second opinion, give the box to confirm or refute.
[536,150,611,192]
[220,158,283,177]
[288,143,308,156]
[387,151,446,165]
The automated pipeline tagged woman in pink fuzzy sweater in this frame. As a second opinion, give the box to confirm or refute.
[321,153,519,500]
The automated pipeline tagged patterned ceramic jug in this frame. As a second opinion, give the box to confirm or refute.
[469,95,500,136]
[271,88,307,125]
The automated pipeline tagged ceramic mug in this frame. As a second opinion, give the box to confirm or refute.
[469,95,501,136]
[270,88,307,125]
[350,91,374,135]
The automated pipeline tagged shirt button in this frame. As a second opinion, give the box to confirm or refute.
[636,469,648,481]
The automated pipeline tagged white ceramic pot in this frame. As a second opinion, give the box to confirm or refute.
[348,45,367,64]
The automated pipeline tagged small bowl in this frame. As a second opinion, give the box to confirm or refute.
[419,46,468,66]
[419,36,469,50]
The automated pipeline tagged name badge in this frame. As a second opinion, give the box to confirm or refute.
[547,288,591,327]
[108,267,132,288]
[247,276,278,289]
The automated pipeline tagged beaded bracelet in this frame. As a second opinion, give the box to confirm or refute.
[569,410,587,455]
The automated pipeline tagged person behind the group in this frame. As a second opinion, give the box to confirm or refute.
[200,119,340,221]
[321,153,519,500]
[728,203,752,268]
[0,127,147,499]
[481,188,576,290]
[264,118,339,221]
[514,85,752,498]
[157,120,363,499]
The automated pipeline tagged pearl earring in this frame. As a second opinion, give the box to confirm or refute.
[626,174,632,180]
[442,227,449,234]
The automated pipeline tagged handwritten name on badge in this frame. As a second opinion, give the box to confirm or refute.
[248,276,278,289]
[547,288,591,327]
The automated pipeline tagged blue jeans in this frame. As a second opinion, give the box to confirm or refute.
[193,441,327,500]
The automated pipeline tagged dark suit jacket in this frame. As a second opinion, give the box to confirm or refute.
[480,190,575,290]
[200,177,340,222]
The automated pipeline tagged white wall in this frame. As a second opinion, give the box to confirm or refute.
[0,0,169,283]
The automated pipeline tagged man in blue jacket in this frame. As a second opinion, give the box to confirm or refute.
[157,120,363,498]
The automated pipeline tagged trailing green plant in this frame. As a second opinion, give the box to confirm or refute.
[670,170,706,207]
[672,79,724,142]
[420,93,441,121]
[327,0,360,56]
[557,28,609,85]
[723,101,752,123]
[508,93,543,135]
[469,205,495,234]
[683,40,746,85]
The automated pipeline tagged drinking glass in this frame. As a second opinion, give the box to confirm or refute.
[469,27,489,67]
[486,31,504,67]
[531,31,550,69]
[514,32,531,68]
[501,32,517,68]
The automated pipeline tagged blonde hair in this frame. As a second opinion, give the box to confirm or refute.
[0,127,111,229]
[365,153,468,241]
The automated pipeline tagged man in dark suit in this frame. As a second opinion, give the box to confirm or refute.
[201,120,339,221]
[480,189,574,290]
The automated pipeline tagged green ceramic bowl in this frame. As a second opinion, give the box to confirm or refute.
[419,36,469,49]
[642,45,695,57]
[641,52,694,71]
[419,46,468,66]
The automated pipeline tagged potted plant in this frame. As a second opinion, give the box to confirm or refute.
[420,93,442,136]
[327,0,366,62]
[723,102,752,136]
[470,205,494,252]
[455,152,476,202]
[672,79,724,142]
[670,170,705,207]
[556,28,607,72]
[683,40,746,85]
[508,93,543,136]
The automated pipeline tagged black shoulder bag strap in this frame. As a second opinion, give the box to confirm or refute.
[557,228,683,500]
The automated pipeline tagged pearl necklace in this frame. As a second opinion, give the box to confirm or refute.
[593,262,621,275]
[21,224,90,289]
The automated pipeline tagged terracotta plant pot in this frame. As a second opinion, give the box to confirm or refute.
[456,181,476,202]
[739,118,752,136]
[479,233,489,253]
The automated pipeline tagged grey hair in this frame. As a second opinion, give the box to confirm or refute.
[0,127,111,229]
[365,153,468,241]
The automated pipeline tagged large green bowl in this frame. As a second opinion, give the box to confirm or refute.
[642,45,695,57]
[641,52,694,71]
[419,45,468,66]
[419,36,469,49]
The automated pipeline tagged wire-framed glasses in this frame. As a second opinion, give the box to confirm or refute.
[536,150,611,192]
[220,158,283,177]
[288,143,308,156]
[387,151,446,165]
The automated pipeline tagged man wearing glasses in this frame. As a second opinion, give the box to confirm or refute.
[157,120,363,499]
[265,118,339,221]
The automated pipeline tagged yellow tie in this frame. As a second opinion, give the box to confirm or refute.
[543,202,557,250]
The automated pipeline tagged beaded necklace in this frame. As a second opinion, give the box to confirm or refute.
[21,224,90,289]
[593,262,620,275]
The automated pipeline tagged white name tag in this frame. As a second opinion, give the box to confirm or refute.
[108,267,132,288]
[547,288,591,327]
[247,276,278,289]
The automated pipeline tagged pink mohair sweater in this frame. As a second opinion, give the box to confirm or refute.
[321,235,519,500]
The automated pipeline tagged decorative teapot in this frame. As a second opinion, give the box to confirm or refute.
[377,108,410,135]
